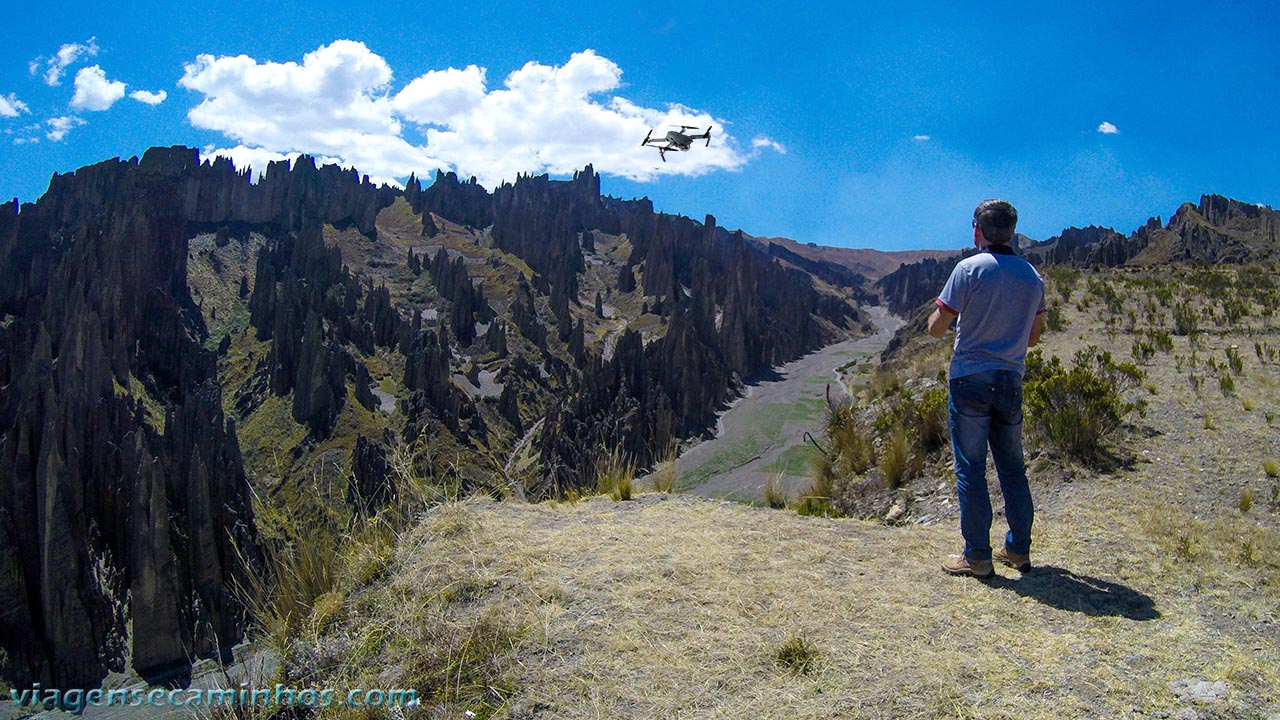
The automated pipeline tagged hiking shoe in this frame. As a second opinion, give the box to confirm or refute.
[994,547,1031,572]
[942,554,994,579]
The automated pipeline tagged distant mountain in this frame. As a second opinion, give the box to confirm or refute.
[876,195,1280,318]
[0,147,871,688]
[1020,196,1280,269]
[750,235,956,283]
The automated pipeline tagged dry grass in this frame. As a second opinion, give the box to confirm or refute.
[299,493,1278,718]
[763,471,788,509]
[646,443,679,494]
[594,447,636,501]
[231,265,1280,719]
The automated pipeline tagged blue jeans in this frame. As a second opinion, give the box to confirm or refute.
[949,369,1034,562]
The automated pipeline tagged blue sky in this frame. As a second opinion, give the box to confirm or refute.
[3,1,1278,251]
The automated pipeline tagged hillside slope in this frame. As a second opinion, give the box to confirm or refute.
[278,263,1280,719]
[0,147,872,688]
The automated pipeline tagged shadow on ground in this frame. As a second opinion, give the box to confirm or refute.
[989,565,1160,620]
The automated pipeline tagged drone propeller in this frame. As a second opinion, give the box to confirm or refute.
[705,126,713,146]
[676,124,700,130]
[642,129,653,146]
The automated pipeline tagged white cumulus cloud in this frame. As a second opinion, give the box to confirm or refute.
[130,89,168,105]
[180,40,432,182]
[46,116,86,142]
[71,66,127,111]
[1097,121,1119,135]
[751,136,786,154]
[32,38,100,87]
[393,65,487,125]
[1,93,30,117]
[180,41,758,188]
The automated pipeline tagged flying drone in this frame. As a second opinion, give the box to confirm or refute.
[642,125,712,161]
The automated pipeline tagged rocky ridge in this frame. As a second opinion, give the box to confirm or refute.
[0,146,870,688]
[876,195,1280,319]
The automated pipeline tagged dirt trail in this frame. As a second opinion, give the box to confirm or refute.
[678,306,904,502]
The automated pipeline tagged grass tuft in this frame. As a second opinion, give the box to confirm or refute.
[763,471,788,509]
[879,426,917,489]
[595,447,636,501]
[648,442,679,494]
[1239,487,1255,513]
[774,631,819,675]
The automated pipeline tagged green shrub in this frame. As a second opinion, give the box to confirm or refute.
[916,386,950,454]
[1225,346,1244,375]
[1172,301,1199,337]
[1023,347,1145,466]
[1044,305,1068,332]
[1131,340,1155,365]
[1149,330,1174,353]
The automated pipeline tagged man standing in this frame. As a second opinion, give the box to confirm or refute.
[927,199,1045,579]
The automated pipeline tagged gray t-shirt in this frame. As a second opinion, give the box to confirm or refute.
[936,248,1046,379]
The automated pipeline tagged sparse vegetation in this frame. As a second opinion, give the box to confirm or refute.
[796,462,839,517]
[763,471,788,509]
[1044,304,1067,331]
[648,442,679,494]
[1219,372,1235,397]
[1023,347,1145,466]
[1239,487,1255,512]
[878,425,917,489]
[595,447,636,501]
[1226,346,1245,374]
[774,631,819,675]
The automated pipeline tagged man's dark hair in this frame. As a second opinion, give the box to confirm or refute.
[974,199,1018,245]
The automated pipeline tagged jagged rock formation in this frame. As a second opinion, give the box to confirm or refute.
[0,145,874,687]
[347,436,395,519]
[1018,196,1280,271]
[1020,226,1130,267]
[535,214,862,492]
[876,194,1280,362]
[876,253,965,317]
[428,248,492,342]
[165,147,396,237]
[405,170,493,232]
[247,225,361,436]
[0,149,259,688]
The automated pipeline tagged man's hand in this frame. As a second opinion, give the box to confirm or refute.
[1028,312,1044,347]
[927,304,958,338]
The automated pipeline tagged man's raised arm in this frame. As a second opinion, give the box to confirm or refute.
[927,301,958,339]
